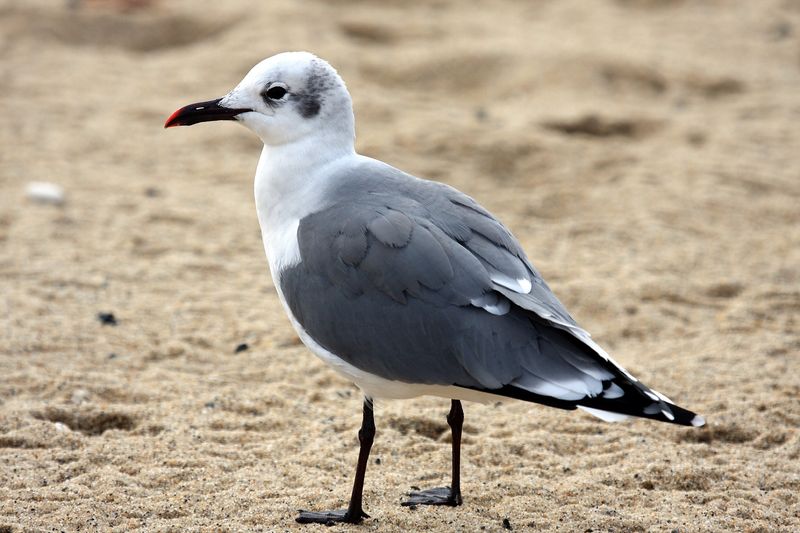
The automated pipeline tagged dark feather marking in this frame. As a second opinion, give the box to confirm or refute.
[296,94,321,118]
[294,58,336,119]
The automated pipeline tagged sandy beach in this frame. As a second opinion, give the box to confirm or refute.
[1,0,799,531]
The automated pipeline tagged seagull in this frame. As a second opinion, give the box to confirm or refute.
[165,51,705,525]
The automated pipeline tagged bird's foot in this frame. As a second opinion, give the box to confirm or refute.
[296,509,368,525]
[401,486,462,507]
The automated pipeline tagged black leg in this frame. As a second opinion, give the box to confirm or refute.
[297,397,375,525]
[402,399,464,507]
[448,398,464,505]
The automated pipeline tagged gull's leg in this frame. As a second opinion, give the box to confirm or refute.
[402,399,464,507]
[297,397,375,525]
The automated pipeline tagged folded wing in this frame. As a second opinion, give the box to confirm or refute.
[280,160,703,426]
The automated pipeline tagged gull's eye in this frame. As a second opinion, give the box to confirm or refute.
[264,85,288,100]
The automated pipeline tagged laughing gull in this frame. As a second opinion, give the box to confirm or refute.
[165,51,705,525]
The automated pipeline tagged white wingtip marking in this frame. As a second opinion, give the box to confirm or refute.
[661,408,675,421]
[512,375,586,401]
[517,278,532,294]
[491,274,531,295]
[691,415,706,427]
[470,294,511,316]
[602,382,624,399]
[482,301,510,316]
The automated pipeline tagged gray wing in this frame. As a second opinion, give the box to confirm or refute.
[280,160,700,425]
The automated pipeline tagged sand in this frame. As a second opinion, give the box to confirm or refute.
[1,0,799,531]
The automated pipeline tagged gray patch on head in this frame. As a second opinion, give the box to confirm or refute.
[294,59,336,119]
[296,94,321,118]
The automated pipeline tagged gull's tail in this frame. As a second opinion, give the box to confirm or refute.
[482,379,705,427]
[464,315,705,427]
[574,380,706,427]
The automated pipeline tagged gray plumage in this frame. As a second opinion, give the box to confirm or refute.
[279,158,698,425]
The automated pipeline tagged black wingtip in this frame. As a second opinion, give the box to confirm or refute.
[460,384,705,427]
[577,390,705,427]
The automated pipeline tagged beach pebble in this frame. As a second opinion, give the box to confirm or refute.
[71,389,90,405]
[165,342,185,358]
[26,181,65,205]
[53,422,71,433]
[97,312,117,326]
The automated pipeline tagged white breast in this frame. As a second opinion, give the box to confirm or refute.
[262,218,301,275]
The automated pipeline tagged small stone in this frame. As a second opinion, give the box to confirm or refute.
[26,181,65,205]
[70,389,90,405]
[687,130,707,147]
[97,312,117,326]
[769,21,792,40]
[53,422,71,433]
[165,342,185,358]
[502,518,513,530]
[234,343,249,353]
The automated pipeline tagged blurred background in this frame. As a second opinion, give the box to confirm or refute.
[1,0,798,531]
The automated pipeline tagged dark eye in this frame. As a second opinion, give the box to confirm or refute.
[264,85,287,100]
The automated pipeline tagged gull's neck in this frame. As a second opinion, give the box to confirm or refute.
[254,131,356,273]
[255,132,355,219]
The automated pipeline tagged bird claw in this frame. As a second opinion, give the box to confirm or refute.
[296,509,368,525]
[401,486,462,507]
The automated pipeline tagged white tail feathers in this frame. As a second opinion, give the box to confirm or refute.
[578,406,631,422]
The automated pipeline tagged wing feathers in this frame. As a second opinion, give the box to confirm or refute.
[367,209,414,248]
[288,162,702,426]
[333,231,368,267]
[465,233,530,281]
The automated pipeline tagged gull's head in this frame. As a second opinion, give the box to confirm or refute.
[165,51,354,147]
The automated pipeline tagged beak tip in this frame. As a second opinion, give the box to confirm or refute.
[164,109,183,129]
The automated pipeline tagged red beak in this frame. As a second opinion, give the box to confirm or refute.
[164,98,251,128]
